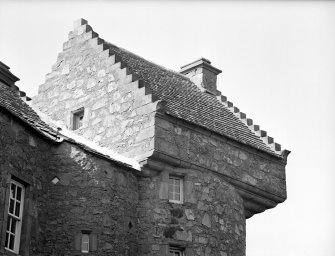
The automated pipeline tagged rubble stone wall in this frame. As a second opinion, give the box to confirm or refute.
[33,28,157,161]
[0,110,53,256]
[0,110,139,256]
[155,115,287,200]
[137,167,245,256]
[45,142,139,256]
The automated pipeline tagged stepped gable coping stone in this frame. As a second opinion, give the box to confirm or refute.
[53,19,290,159]
[70,18,289,159]
[216,94,290,157]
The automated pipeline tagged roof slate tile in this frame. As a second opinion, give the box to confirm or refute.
[0,84,59,141]
[104,42,282,157]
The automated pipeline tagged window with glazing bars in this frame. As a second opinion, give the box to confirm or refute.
[5,180,25,254]
[168,176,183,203]
[81,233,90,253]
[169,246,184,256]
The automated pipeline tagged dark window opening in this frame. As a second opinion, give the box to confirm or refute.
[169,246,184,256]
[72,108,84,130]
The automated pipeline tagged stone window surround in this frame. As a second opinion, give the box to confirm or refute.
[74,229,97,253]
[0,171,32,256]
[159,169,195,205]
[168,175,183,204]
[169,245,185,256]
[81,231,90,253]
[159,242,189,256]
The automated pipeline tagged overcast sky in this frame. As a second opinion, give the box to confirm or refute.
[1,1,335,255]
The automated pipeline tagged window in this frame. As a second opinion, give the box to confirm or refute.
[72,108,84,130]
[169,176,183,204]
[75,230,97,253]
[5,180,25,254]
[81,233,90,253]
[169,246,184,256]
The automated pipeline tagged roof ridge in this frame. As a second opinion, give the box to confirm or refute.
[216,93,289,158]
[105,42,192,83]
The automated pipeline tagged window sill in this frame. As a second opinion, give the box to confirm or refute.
[4,248,20,255]
[168,200,183,205]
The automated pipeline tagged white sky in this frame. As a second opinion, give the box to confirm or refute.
[1,1,335,255]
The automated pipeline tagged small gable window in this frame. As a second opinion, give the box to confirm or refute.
[72,108,84,130]
[169,176,183,204]
[5,180,25,254]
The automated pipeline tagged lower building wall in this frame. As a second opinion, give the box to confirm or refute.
[41,143,139,256]
[0,109,246,256]
[0,110,53,256]
[0,110,139,256]
[137,166,246,256]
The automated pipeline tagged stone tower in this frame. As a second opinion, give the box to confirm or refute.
[32,19,290,256]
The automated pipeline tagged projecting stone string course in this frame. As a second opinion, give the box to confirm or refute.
[216,94,284,153]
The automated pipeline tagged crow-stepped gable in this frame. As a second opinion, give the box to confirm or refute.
[0,18,290,256]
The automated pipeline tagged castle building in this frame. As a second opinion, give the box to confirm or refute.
[0,19,290,256]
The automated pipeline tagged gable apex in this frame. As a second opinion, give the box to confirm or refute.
[73,18,88,29]
[37,18,288,159]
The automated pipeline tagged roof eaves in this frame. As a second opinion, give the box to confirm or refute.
[61,136,136,171]
[165,110,284,159]
[216,93,287,158]
[0,104,60,143]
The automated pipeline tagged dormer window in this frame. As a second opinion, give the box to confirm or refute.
[72,108,84,130]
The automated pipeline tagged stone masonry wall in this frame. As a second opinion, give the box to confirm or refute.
[43,142,139,256]
[0,110,54,256]
[33,24,158,161]
[0,110,139,256]
[155,115,287,201]
[137,167,245,256]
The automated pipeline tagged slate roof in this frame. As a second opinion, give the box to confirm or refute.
[0,83,60,141]
[104,42,283,157]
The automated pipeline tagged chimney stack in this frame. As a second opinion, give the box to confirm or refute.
[180,58,222,95]
[0,61,20,88]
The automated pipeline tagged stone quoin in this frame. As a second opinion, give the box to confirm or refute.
[0,18,290,256]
